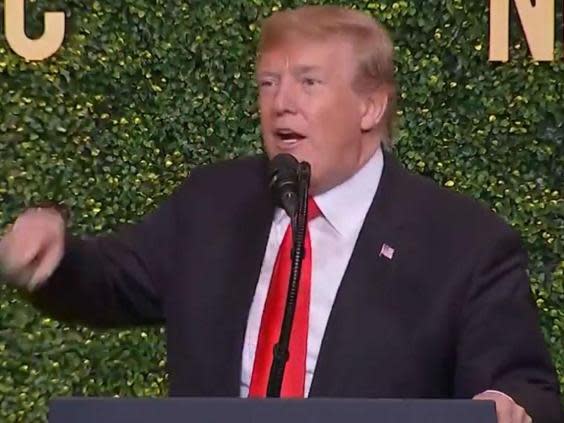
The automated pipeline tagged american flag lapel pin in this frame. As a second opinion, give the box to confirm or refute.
[379,243,395,260]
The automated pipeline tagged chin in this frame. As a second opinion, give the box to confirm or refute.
[282,147,312,164]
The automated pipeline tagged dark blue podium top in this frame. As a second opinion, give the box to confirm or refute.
[49,397,497,423]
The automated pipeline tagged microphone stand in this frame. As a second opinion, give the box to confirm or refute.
[266,161,311,398]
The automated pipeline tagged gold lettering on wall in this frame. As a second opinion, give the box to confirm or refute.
[489,0,555,62]
[5,0,65,61]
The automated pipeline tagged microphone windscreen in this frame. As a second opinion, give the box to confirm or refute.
[268,154,299,217]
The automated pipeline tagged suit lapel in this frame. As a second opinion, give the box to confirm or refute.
[222,157,275,395]
[309,151,413,396]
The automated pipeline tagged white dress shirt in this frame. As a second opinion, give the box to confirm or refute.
[240,148,384,397]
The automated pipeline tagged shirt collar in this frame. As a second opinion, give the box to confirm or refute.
[314,147,383,237]
[273,148,384,237]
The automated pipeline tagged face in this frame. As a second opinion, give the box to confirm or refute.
[257,37,383,194]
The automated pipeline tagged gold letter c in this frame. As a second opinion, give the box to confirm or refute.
[5,0,65,61]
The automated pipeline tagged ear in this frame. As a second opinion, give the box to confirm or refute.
[360,88,388,132]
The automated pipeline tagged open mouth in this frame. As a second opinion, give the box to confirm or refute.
[274,129,306,148]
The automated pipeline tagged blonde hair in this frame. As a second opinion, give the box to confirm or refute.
[258,5,397,149]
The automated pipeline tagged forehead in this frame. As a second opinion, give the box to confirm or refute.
[257,36,355,73]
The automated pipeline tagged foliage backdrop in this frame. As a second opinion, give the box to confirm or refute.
[0,0,562,421]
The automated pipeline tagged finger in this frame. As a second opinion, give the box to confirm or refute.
[0,227,21,276]
[28,235,64,291]
[1,224,43,277]
[473,393,511,423]
[0,214,38,279]
[473,392,499,401]
[0,213,47,285]
[496,404,512,423]
[513,404,530,423]
[0,243,36,289]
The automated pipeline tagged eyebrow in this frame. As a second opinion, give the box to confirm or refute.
[294,65,323,75]
[257,65,324,79]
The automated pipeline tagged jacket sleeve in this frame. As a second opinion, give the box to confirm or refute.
[453,225,562,423]
[26,174,195,329]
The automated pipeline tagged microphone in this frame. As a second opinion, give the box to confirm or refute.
[268,154,299,217]
[266,157,311,397]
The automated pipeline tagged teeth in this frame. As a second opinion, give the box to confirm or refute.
[275,129,303,138]
[277,134,304,141]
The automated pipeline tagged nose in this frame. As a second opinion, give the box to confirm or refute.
[273,77,298,116]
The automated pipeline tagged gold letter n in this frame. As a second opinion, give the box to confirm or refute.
[5,0,65,61]
[489,0,554,62]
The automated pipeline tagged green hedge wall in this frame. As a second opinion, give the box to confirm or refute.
[1,0,562,421]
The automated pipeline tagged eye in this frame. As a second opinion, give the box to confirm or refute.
[302,77,319,87]
[259,79,276,88]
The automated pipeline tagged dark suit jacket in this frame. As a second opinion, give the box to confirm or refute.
[29,152,561,422]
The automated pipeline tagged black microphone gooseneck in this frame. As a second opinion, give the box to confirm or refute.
[267,157,311,397]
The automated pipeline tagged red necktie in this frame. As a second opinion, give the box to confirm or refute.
[249,197,321,397]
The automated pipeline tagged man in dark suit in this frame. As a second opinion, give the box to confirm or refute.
[0,5,560,423]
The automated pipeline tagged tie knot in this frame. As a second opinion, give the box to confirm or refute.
[307,197,321,222]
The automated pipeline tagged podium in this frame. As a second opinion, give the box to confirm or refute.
[48,397,497,423]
